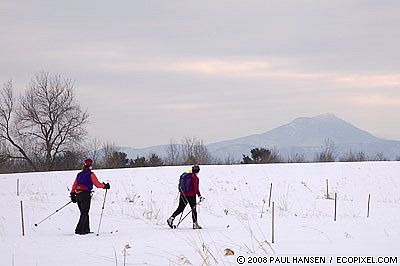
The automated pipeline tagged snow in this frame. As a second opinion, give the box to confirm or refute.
[1,162,400,265]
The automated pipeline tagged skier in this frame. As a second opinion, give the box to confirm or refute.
[70,158,110,235]
[167,165,204,229]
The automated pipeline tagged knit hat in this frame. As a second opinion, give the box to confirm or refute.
[192,165,200,173]
[84,158,93,167]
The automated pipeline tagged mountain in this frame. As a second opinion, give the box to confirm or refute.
[208,113,400,161]
[119,114,400,161]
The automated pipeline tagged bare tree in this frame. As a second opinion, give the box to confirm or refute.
[286,153,306,163]
[314,139,337,162]
[223,154,240,165]
[0,73,89,171]
[165,139,181,166]
[0,140,11,171]
[86,137,103,165]
[339,150,368,162]
[101,141,117,168]
[0,80,38,170]
[372,152,388,161]
[181,136,212,165]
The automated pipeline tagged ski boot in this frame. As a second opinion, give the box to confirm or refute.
[167,217,175,229]
[193,222,202,229]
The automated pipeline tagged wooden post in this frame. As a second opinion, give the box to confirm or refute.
[334,193,337,221]
[17,179,20,196]
[20,201,25,236]
[367,194,371,218]
[272,201,275,243]
[326,179,329,199]
[268,183,273,207]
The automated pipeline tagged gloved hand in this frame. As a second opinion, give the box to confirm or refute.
[70,192,77,203]
[199,196,205,202]
[103,182,110,189]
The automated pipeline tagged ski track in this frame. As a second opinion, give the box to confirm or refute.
[1,162,400,265]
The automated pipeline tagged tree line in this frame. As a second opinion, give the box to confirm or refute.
[240,140,397,165]
[1,72,399,173]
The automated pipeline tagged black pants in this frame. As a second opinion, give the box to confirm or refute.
[172,195,197,223]
[75,191,91,234]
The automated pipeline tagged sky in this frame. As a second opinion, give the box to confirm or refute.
[1,0,400,148]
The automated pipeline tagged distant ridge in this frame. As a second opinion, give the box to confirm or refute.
[118,114,400,161]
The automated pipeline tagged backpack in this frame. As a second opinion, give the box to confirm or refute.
[179,172,193,193]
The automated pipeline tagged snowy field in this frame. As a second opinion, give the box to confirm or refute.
[1,162,400,265]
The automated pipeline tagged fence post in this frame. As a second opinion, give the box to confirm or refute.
[367,194,371,218]
[334,193,337,221]
[20,201,25,236]
[326,179,329,199]
[17,179,20,196]
[272,201,275,243]
[268,183,273,207]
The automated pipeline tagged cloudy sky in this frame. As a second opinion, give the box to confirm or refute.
[1,1,399,148]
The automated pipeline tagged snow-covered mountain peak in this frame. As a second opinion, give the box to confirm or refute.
[291,113,343,126]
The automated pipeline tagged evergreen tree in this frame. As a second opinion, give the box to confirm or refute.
[147,153,164,167]
[130,156,147,167]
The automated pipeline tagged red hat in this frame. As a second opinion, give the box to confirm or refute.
[84,158,93,166]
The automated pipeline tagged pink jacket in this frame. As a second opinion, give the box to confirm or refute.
[71,172,105,193]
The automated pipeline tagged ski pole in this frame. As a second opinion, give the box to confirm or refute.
[176,210,184,227]
[96,189,108,236]
[34,201,72,226]
[175,208,194,228]
[175,194,188,226]
[175,201,202,228]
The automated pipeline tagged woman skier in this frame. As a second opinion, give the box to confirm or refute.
[70,158,110,235]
